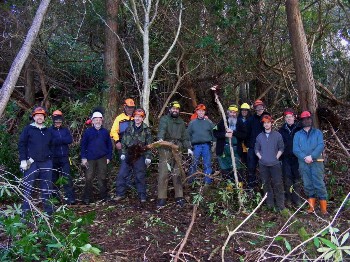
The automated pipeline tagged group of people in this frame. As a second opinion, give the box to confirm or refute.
[18,98,328,216]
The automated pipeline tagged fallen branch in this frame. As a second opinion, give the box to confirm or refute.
[329,125,350,158]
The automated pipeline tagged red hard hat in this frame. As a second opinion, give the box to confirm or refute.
[261,115,273,123]
[300,111,311,119]
[133,108,145,118]
[253,99,264,107]
[124,98,135,107]
[195,104,206,111]
[32,106,47,117]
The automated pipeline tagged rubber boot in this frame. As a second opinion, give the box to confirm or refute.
[320,200,328,215]
[307,198,316,213]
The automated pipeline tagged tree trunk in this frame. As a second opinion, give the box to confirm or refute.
[24,59,36,106]
[32,59,50,109]
[103,0,120,129]
[0,0,51,118]
[142,4,151,125]
[286,0,319,126]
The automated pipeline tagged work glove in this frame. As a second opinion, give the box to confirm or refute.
[145,158,151,166]
[187,149,194,156]
[107,159,110,164]
[20,160,28,171]
[81,158,89,169]
[120,154,126,161]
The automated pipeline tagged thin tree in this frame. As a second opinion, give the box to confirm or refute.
[0,0,51,118]
[286,0,319,126]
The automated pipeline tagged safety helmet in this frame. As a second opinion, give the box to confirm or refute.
[253,99,264,108]
[240,103,250,110]
[124,98,135,107]
[300,111,311,119]
[91,112,103,119]
[133,108,146,118]
[32,106,47,117]
[228,104,238,112]
[169,101,181,109]
[195,104,206,111]
[284,108,295,116]
[261,115,273,123]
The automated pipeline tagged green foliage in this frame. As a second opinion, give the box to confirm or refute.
[0,206,99,261]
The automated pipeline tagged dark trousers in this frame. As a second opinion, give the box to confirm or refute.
[52,157,75,203]
[22,160,54,215]
[259,163,285,210]
[83,157,108,201]
[116,156,146,199]
[247,148,259,188]
[282,157,301,205]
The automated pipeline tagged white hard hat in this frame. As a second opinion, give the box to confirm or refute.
[91,112,103,119]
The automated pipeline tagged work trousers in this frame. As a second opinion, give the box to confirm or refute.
[282,157,301,205]
[259,163,285,210]
[158,149,183,199]
[247,148,259,188]
[52,157,75,204]
[299,161,327,200]
[189,143,213,184]
[22,160,54,215]
[83,157,108,201]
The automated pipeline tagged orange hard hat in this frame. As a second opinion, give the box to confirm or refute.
[32,106,47,117]
[52,110,63,116]
[253,99,264,108]
[261,115,273,123]
[124,98,135,107]
[300,111,311,119]
[133,108,145,118]
[195,104,206,111]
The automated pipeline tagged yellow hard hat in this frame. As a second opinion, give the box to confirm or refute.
[228,104,238,112]
[240,103,250,110]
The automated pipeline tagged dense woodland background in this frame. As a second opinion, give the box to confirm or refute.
[0,0,349,261]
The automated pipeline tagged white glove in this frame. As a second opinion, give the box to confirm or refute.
[81,159,88,168]
[145,158,151,166]
[187,149,193,156]
[120,154,126,161]
[20,160,28,171]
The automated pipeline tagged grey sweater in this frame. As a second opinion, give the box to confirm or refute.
[187,118,215,145]
[255,130,284,166]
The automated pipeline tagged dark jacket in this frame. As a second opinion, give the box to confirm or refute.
[213,118,246,156]
[81,127,113,160]
[293,127,324,162]
[18,123,53,162]
[187,118,215,145]
[49,126,73,158]
[246,113,265,148]
[255,130,284,166]
[278,123,301,159]
[157,114,190,150]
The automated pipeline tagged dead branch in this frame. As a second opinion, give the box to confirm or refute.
[329,125,350,158]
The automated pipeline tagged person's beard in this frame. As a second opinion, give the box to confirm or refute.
[302,119,312,128]
[228,117,237,127]
[170,111,179,118]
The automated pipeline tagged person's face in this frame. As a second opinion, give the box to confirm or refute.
[170,107,180,117]
[54,120,63,128]
[255,105,265,116]
[125,106,135,116]
[241,109,248,117]
[263,121,272,131]
[285,114,295,125]
[302,117,312,128]
[134,115,144,125]
[33,114,45,125]
[228,110,237,118]
[92,117,103,129]
[196,109,205,119]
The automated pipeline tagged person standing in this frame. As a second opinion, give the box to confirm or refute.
[278,108,302,207]
[115,109,153,202]
[18,106,54,216]
[293,111,328,214]
[255,115,285,211]
[213,104,246,182]
[246,99,267,189]
[187,104,215,184]
[237,103,251,168]
[157,101,192,208]
[49,110,76,205]
[81,111,113,204]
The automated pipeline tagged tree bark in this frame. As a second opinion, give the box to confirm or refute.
[0,0,51,118]
[286,0,319,126]
[103,0,120,129]
[24,59,36,106]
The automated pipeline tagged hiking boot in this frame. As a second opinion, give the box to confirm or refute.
[157,199,166,208]
[175,197,185,207]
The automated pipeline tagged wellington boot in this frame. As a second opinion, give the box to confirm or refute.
[307,198,316,213]
[320,200,328,215]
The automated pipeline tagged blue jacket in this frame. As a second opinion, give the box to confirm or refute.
[49,125,73,158]
[18,123,53,162]
[245,114,264,149]
[293,128,324,161]
[81,127,113,160]
[278,123,301,159]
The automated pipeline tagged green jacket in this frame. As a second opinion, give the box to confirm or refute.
[121,122,153,159]
[157,114,190,150]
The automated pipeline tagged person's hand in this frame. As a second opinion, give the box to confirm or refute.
[20,160,28,171]
[116,142,122,150]
[120,154,126,161]
[225,132,233,138]
[107,159,110,164]
[81,159,88,169]
[187,149,193,156]
[145,158,151,166]
[304,155,313,164]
